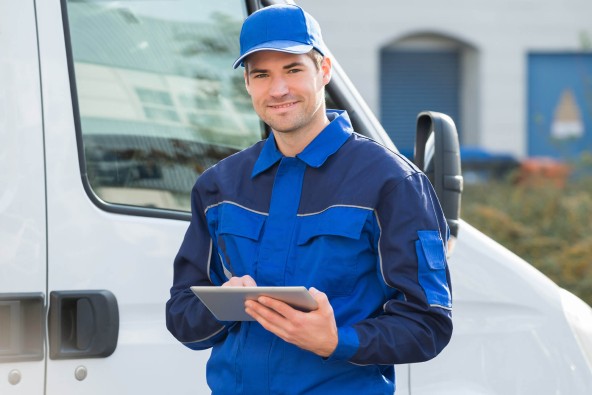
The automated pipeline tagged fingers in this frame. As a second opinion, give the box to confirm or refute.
[221,277,241,287]
[245,298,298,342]
[241,275,257,287]
[245,296,291,322]
[309,287,329,310]
[222,275,257,287]
[246,288,338,357]
[245,298,284,322]
[254,296,296,319]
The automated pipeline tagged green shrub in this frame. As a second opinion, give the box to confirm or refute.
[462,177,592,306]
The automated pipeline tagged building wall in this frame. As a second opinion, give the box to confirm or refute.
[297,0,592,158]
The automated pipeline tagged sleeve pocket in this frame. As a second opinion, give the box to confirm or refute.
[418,230,446,269]
[415,230,451,308]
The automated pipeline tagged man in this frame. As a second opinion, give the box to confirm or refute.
[166,4,452,394]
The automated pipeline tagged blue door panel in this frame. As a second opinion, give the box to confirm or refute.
[380,50,461,156]
[528,53,592,159]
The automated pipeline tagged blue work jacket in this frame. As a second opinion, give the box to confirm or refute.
[166,110,453,394]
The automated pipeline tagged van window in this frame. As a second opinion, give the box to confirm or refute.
[64,0,262,213]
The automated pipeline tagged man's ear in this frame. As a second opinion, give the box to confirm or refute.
[321,56,332,86]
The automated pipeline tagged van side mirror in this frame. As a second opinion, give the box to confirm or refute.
[414,112,463,239]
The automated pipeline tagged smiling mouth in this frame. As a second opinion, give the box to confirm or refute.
[269,102,297,109]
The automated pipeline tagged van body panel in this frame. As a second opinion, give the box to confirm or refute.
[410,221,592,394]
[0,1,47,393]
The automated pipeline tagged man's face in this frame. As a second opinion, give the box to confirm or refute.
[244,51,331,136]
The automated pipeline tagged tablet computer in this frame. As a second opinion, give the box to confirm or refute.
[190,286,318,321]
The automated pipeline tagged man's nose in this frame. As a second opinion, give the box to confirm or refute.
[269,75,289,97]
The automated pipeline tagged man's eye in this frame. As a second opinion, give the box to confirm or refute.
[253,73,268,79]
[288,68,302,74]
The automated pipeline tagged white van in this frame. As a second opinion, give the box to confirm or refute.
[1,0,591,394]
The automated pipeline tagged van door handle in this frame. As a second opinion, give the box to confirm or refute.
[0,293,44,362]
[48,290,119,360]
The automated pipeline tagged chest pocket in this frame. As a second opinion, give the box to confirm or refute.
[294,207,372,297]
[217,203,266,277]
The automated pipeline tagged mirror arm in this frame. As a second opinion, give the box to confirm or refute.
[414,111,463,239]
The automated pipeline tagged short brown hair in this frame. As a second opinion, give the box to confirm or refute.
[305,49,324,70]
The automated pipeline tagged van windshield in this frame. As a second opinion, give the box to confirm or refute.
[65,0,263,213]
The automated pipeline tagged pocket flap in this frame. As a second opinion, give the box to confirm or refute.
[219,203,266,240]
[417,230,446,270]
[297,206,370,245]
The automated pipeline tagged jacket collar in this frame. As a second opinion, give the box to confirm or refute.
[251,110,353,178]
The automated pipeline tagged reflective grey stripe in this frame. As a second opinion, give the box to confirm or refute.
[374,212,391,288]
[297,204,373,217]
[183,324,226,344]
[219,252,232,280]
[376,212,409,304]
[204,200,269,216]
[430,304,452,311]
[205,240,214,283]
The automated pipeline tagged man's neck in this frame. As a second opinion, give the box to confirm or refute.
[272,113,330,157]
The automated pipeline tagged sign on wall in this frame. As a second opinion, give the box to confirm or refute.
[528,53,592,160]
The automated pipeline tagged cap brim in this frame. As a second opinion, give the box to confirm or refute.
[232,41,314,69]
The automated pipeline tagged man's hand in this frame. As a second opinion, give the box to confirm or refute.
[222,275,257,287]
[244,287,338,358]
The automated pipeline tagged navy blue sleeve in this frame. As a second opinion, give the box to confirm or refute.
[350,171,453,364]
[165,181,232,350]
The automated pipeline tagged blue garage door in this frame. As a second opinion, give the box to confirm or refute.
[380,50,461,157]
[528,53,592,159]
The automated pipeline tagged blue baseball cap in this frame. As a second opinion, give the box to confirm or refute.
[233,4,326,69]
